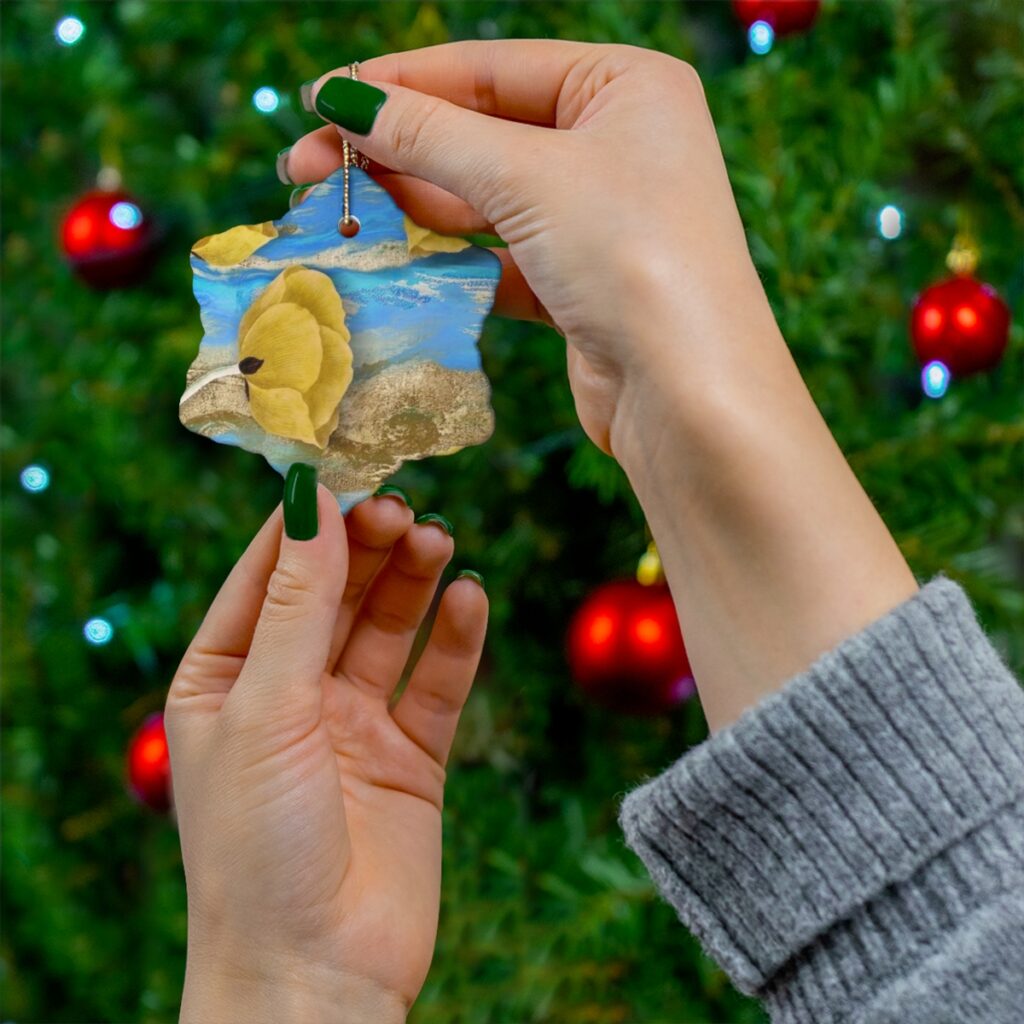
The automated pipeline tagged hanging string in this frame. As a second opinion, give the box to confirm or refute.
[340,62,368,237]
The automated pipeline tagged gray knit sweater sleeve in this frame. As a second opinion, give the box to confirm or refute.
[619,579,1024,1023]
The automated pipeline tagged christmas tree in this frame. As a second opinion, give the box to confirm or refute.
[2,2,1021,1022]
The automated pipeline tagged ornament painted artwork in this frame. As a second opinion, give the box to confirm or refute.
[180,166,501,508]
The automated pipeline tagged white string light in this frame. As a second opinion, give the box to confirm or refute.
[921,360,950,399]
[55,16,85,46]
[83,617,115,646]
[749,20,774,55]
[20,465,51,492]
[252,86,280,114]
[877,205,904,240]
[109,201,143,229]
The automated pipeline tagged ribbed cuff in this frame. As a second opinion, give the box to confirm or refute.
[619,579,1024,1006]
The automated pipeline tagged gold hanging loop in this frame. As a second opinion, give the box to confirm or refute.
[945,209,979,276]
[636,541,664,587]
[339,62,368,237]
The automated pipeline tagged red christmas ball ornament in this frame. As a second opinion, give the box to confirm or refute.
[567,579,695,715]
[910,275,1010,378]
[732,0,820,36]
[60,189,156,288]
[126,712,172,813]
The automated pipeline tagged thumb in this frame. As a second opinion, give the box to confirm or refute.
[311,74,544,221]
[232,467,347,720]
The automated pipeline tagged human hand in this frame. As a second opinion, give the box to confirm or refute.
[286,42,916,731]
[285,40,773,456]
[166,481,487,1023]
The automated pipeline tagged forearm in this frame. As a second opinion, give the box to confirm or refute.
[610,261,916,731]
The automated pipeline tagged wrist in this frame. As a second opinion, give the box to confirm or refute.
[608,243,787,455]
[608,285,794,487]
[181,945,407,1024]
[606,269,915,731]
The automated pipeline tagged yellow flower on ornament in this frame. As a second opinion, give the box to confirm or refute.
[236,266,353,448]
[403,215,472,258]
[192,221,279,266]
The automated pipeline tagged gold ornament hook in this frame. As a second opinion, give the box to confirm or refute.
[636,541,664,587]
[945,232,980,276]
[946,210,979,276]
[339,62,369,237]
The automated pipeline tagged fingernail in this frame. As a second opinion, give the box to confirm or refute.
[299,79,316,113]
[314,76,387,136]
[284,463,318,540]
[276,147,293,185]
[456,569,485,589]
[415,512,454,536]
[374,484,411,507]
[289,184,316,210]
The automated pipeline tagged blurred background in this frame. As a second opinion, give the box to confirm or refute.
[2,1,1021,1022]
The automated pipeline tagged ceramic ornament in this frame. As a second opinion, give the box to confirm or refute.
[180,166,500,509]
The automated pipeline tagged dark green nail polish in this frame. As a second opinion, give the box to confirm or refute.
[284,463,318,540]
[289,184,316,210]
[299,80,316,113]
[456,569,485,589]
[314,76,387,136]
[276,147,292,185]
[415,512,454,536]
[374,484,411,507]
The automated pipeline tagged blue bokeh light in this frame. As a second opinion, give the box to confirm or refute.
[921,360,950,399]
[83,617,115,646]
[109,201,143,229]
[55,15,85,46]
[252,86,280,114]
[20,465,51,493]
[877,204,903,240]
[749,20,774,55]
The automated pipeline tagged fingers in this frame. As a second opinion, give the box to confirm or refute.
[231,484,348,717]
[357,40,605,126]
[284,128,493,235]
[283,124,390,184]
[491,248,554,325]
[169,506,284,702]
[334,518,454,700]
[309,74,544,220]
[391,575,488,766]
[363,174,494,235]
[328,491,415,670]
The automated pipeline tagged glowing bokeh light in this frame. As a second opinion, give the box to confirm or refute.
[127,714,172,812]
[921,360,950,399]
[252,86,280,113]
[921,306,943,334]
[137,734,167,766]
[877,205,903,240]
[55,16,85,46]
[83,617,115,645]
[109,201,143,230]
[955,304,978,330]
[670,675,698,703]
[633,617,664,646]
[749,20,774,55]
[20,465,51,493]
[588,614,615,646]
